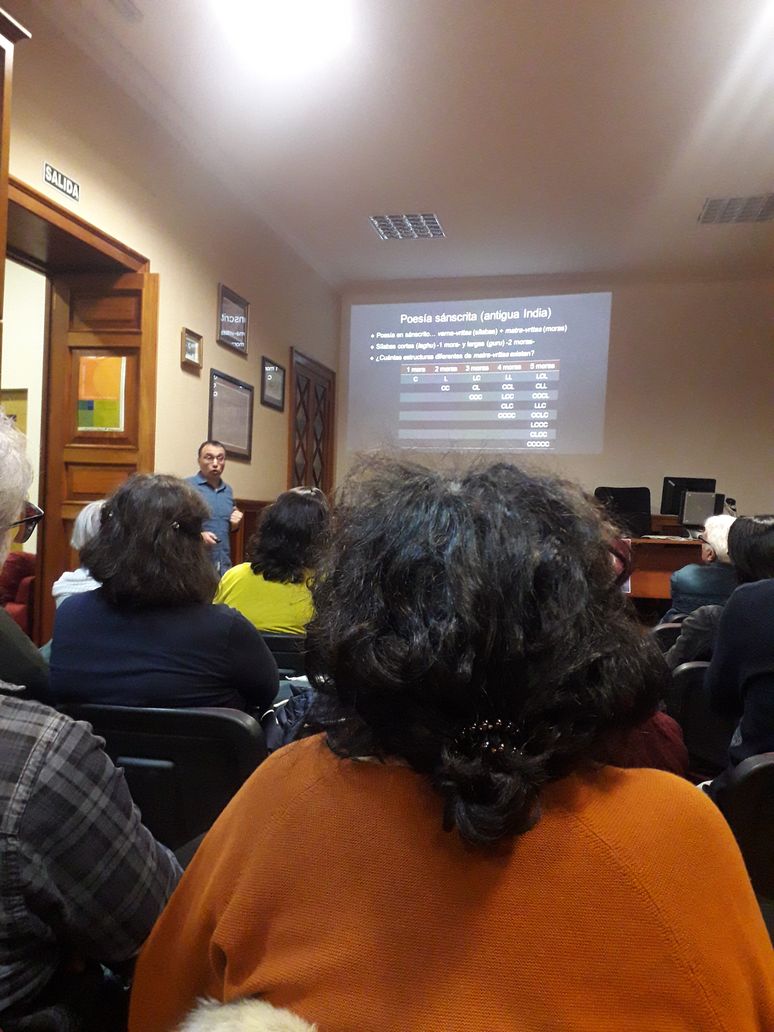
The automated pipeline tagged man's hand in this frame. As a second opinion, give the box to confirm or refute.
[201,531,219,548]
[229,507,244,531]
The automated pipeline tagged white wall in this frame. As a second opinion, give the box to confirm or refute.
[2,259,46,545]
[6,7,338,501]
[340,275,774,514]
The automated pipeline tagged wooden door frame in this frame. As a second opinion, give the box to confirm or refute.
[286,347,336,492]
[3,178,152,643]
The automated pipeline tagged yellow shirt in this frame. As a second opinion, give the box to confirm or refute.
[213,563,313,635]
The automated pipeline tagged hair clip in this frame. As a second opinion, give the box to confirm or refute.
[453,718,522,756]
[171,520,180,530]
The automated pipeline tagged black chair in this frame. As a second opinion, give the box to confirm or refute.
[594,486,652,537]
[666,662,736,781]
[714,753,774,942]
[651,622,684,653]
[261,632,306,676]
[59,704,267,851]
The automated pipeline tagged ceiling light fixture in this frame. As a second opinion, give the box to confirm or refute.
[213,0,354,78]
[370,213,446,240]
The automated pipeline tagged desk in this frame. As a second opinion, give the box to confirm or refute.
[629,538,701,600]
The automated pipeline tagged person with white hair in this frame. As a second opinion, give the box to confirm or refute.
[0,414,49,698]
[661,513,737,623]
[0,412,180,1029]
[50,499,104,607]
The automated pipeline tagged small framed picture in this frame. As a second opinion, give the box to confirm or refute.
[180,328,203,370]
[260,357,286,412]
[217,283,249,355]
[209,369,254,460]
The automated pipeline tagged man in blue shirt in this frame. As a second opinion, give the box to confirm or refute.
[186,440,243,574]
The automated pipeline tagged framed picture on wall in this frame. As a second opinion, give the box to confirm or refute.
[260,357,285,412]
[208,369,254,460]
[217,284,249,355]
[180,327,203,370]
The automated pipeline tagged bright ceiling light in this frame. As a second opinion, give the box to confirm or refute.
[213,0,354,78]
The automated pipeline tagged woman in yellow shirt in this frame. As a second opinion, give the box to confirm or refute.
[214,487,328,635]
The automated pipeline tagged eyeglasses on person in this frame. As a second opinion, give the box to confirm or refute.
[6,501,44,543]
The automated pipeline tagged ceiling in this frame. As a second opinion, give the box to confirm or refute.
[17,0,774,287]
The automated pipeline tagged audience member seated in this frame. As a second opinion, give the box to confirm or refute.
[0,412,180,1030]
[661,513,736,622]
[213,486,328,635]
[129,459,773,1032]
[665,515,774,670]
[704,515,774,801]
[51,499,104,607]
[0,417,49,700]
[49,475,278,712]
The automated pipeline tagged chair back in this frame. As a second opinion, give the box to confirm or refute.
[651,622,683,652]
[666,662,736,780]
[715,753,774,900]
[594,486,652,536]
[261,632,306,676]
[59,704,267,850]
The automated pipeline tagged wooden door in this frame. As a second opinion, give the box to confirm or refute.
[288,348,335,493]
[36,272,158,641]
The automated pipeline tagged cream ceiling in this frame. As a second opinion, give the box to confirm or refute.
[18,0,774,286]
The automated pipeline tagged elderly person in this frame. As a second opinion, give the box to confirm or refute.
[661,513,737,622]
[214,486,328,635]
[51,499,104,607]
[665,514,774,669]
[0,412,180,1029]
[50,474,278,711]
[0,419,48,699]
[129,459,773,1032]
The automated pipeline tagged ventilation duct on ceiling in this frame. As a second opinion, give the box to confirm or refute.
[698,194,774,224]
[369,213,446,240]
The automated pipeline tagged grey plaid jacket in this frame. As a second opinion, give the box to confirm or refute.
[0,687,181,1015]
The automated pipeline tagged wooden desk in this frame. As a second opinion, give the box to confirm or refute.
[629,538,701,600]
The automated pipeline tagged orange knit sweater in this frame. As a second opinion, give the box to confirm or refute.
[129,736,774,1032]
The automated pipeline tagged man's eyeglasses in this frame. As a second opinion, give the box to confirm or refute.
[6,501,44,544]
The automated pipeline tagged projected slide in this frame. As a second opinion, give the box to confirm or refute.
[347,292,612,454]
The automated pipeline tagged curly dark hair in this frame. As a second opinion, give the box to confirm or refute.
[727,515,774,583]
[248,488,329,583]
[306,456,666,847]
[81,474,219,608]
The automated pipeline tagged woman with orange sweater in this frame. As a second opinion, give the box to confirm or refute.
[130,459,773,1032]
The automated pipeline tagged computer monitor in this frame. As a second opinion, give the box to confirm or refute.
[660,477,717,516]
[679,491,725,530]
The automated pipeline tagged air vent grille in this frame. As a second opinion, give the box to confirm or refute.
[370,213,446,240]
[698,194,774,224]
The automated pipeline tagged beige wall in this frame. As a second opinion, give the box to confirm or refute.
[6,10,338,500]
[341,275,774,514]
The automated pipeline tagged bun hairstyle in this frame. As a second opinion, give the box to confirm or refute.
[81,473,218,608]
[306,456,665,847]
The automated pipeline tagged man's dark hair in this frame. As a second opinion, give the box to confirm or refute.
[727,515,774,583]
[248,488,329,583]
[197,440,226,457]
[81,474,219,608]
[306,456,665,847]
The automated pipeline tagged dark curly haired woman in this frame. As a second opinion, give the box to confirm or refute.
[50,474,277,711]
[213,487,328,634]
[130,459,774,1032]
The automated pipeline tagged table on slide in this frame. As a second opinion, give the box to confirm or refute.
[398,359,560,451]
[629,538,702,600]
